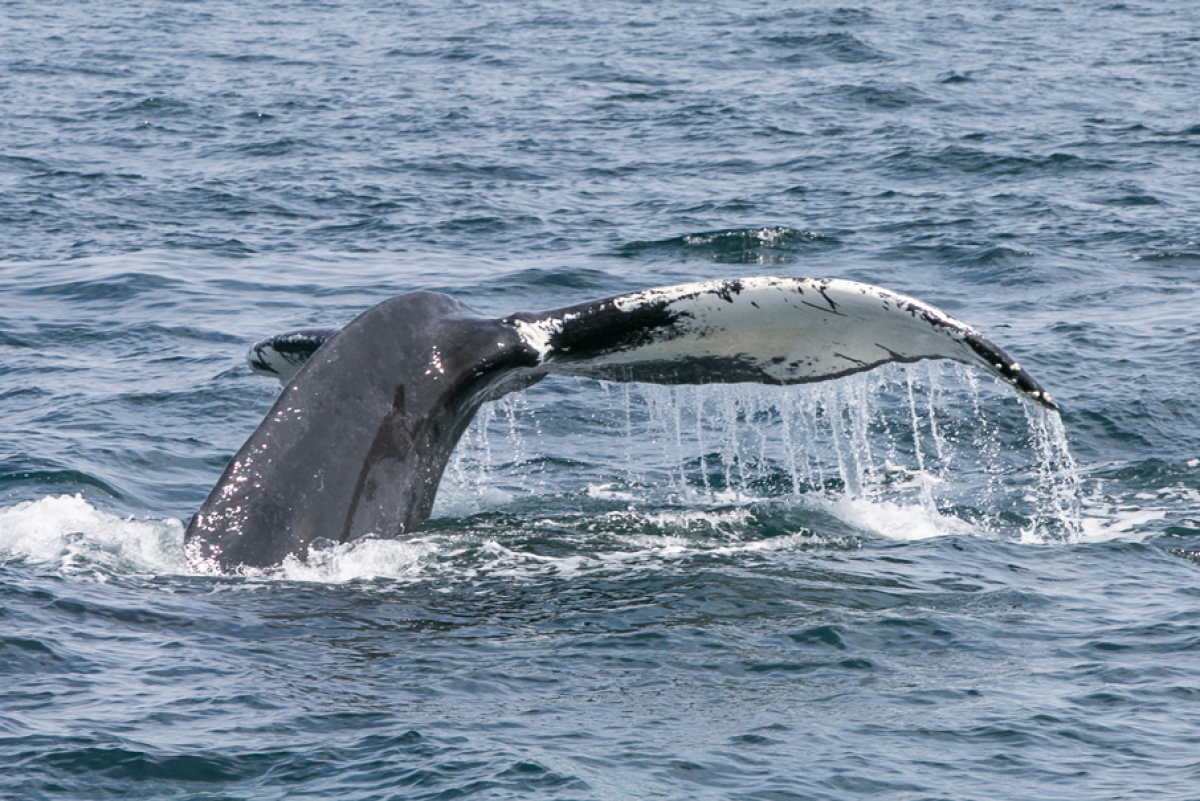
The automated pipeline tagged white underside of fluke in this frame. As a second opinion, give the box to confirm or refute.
[533,277,987,382]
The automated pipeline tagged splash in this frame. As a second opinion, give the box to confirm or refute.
[0,494,186,575]
[1019,403,1084,543]
[441,363,1085,543]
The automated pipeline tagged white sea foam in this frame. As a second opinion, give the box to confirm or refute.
[804,493,977,541]
[273,536,445,583]
[1067,482,1179,544]
[0,494,187,575]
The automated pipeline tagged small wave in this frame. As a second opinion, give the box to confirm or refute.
[884,146,1113,178]
[473,267,615,295]
[0,464,125,500]
[1130,246,1200,266]
[837,84,929,110]
[764,32,886,65]
[20,271,183,302]
[940,72,974,85]
[0,154,52,173]
[409,161,547,182]
[1102,194,1162,207]
[618,227,838,265]
[233,137,319,158]
[954,245,1036,268]
[102,95,193,120]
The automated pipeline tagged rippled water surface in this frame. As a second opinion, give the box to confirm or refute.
[4,1,1200,798]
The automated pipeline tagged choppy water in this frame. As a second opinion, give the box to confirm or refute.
[4,0,1200,798]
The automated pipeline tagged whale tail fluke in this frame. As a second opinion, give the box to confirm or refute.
[508,277,1054,407]
[188,277,1055,571]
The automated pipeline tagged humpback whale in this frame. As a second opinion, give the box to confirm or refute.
[185,277,1056,571]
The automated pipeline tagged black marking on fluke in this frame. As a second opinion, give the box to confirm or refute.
[186,277,1058,571]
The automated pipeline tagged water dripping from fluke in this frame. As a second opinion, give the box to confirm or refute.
[437,363,1085,546]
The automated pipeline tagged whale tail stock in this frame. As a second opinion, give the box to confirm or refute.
[186,277,1056,571]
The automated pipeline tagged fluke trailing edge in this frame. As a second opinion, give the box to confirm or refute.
[185,277,1056,571]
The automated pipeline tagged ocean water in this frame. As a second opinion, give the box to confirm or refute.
[3,0,1200,798]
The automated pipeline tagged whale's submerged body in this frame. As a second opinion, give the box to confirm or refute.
[184,277,1056,571]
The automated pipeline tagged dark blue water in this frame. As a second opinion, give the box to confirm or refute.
[4,1,1200,798]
